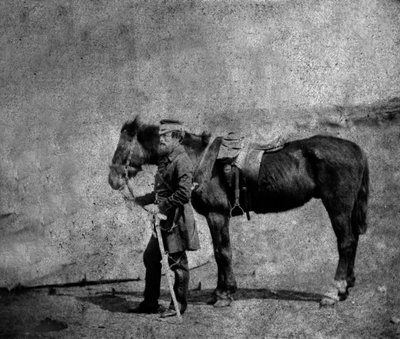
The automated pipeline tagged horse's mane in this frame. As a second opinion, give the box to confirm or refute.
[120,117,159,163]
[182,131,211,150]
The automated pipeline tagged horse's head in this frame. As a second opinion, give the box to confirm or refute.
[108,116,159,190]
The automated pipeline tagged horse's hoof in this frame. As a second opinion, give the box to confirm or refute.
[320,297,337,307]
[206,295,218,305]
[213,297,233,308]
[338,291,348,301]
[347,277,356,289]
[320,279,348,307]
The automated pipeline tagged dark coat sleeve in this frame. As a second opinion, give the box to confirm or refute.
[134,192,156,207]
[158,154,193,214]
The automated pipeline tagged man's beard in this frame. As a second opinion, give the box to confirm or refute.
[159,143,170,156]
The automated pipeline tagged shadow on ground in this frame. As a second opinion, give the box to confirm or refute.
[77,288,323,313]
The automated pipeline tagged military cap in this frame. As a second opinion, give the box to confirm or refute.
[159,119,184,135]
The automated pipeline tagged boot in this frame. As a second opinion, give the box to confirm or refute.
[129,301,165,314]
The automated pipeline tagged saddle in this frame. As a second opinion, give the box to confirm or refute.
[218,132,287,220]
[193,131,288,220]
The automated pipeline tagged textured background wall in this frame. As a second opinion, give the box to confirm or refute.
[1,0,399,289]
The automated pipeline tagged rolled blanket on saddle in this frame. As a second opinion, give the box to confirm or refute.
[218,131,287,169]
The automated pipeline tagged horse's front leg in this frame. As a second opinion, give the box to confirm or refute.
[206,211,237,307]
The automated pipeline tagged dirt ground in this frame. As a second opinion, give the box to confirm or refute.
[1,267,399,339]
[2,217,400,339]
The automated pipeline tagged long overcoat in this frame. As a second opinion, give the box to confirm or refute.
[136,144,200,253]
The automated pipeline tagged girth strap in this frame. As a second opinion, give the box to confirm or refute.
[229,166,250,220]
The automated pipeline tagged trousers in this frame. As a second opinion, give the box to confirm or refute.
[143,235,189,310]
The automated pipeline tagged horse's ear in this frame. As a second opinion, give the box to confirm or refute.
[134,115,142,126]
[201,132,212,145]
[121,116,142,136]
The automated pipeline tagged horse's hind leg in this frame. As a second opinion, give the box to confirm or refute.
[320,202,358,306]
[346,231,359,289]
[206,212,237,307]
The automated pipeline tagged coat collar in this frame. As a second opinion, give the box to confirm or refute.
[165,144,185,163]
[168,145,185,161]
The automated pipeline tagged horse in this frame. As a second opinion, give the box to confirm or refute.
[108,116,369,307]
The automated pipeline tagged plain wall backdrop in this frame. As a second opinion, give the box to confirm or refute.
[1,0,399,289]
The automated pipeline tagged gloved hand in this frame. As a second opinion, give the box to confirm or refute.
[145,204,160,215]
[145,204,166,219]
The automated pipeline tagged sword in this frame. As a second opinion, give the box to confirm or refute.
[125,179,182,322]
[153,212,183,322]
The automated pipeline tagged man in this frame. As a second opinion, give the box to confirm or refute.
[130,119,200,318]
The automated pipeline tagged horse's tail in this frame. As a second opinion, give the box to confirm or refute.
[352,155,369,235]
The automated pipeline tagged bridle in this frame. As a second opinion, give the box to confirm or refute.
[109,137,142,189]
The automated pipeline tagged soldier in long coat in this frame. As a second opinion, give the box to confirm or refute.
[130,119,200,318]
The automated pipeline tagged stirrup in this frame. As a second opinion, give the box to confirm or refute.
[230,165,245,217]
[230,202,245,217]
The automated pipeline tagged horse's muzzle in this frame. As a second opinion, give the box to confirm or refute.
[108,171,126,190]
[108,164,142,190]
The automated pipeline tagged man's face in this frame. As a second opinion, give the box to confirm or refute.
[159,132,180,155]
